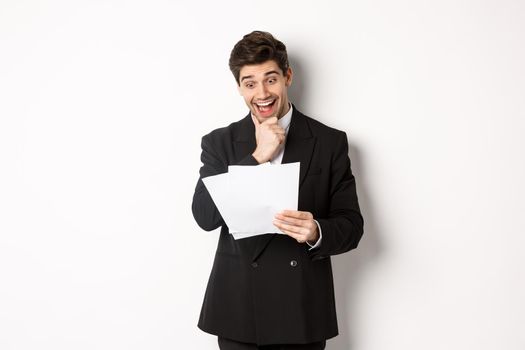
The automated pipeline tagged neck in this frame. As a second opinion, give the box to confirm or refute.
[278,102,291,119]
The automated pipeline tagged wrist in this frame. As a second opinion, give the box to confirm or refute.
[252,150,268,164]
[307,227,319,245]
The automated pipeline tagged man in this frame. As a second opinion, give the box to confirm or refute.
[192,31,364,349]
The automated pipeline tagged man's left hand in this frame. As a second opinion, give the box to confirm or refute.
[273,210,319,244]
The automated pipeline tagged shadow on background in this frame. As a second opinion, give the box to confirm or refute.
[289,55,383,350]
[288,54,310,109]
[329,143,382,350]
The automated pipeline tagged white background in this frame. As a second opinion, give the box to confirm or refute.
[1,1,524,349]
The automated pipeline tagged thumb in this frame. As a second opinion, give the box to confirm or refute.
[251,114,260,128]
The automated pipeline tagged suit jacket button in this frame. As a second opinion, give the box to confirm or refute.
[251,262,258,268]
[290,260,298,267]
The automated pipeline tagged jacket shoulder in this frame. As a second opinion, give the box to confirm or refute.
[298,111,348,146]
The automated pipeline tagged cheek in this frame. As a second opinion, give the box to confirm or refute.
[275,87,286,99]
[241,93,252,103]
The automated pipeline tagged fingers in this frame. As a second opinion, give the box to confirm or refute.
[281,229,307,243]
[273,210,318,244]
[252,115,279,127]
[273,220,308,243]
[274,214,304,226]
[258,123,285,144]
[278,210,313,220]
[274,215,316,235]
[252,116,285,162]
[273,219,310,235]
[260,123,284,134]
[262,116,278,125]
[269,125,285,134]
[270,129,285,145]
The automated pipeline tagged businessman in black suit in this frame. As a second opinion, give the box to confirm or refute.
[192,31,364,349]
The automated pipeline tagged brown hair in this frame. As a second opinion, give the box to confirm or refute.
[229,31,289,85]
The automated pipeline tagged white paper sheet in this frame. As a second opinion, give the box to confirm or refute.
[202,162,299,239]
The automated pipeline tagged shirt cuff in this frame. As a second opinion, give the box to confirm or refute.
[307,220,323,250]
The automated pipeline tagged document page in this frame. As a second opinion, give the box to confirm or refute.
[202,162,299,239]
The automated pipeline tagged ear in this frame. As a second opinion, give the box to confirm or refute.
[285,67,293,87]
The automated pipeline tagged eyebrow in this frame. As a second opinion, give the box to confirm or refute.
[240,70,281,82]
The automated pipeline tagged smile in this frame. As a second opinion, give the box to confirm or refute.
[255,99,275,107]
[254,99,276,114]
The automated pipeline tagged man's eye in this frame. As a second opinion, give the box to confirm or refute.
[268,79,276,84]
[245,83,254,88]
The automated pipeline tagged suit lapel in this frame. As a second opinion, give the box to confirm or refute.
[233,113,256,161]
[282,108,316,188]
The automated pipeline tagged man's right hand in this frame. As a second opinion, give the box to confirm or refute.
[251,115,285,164]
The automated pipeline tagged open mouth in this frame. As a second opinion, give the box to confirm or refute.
[254,99,276,115]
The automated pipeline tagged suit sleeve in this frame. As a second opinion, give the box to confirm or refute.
[191,133,259,232]
[309,131,364,259]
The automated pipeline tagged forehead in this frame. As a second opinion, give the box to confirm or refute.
[239,60,283,80]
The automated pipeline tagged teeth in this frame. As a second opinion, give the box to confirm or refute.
[255,100,274,106]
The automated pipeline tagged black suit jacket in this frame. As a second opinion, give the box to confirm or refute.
[192,106,363,345]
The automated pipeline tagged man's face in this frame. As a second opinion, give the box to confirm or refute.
[238,60,293,123]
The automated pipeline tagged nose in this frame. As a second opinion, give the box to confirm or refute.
[255,83,270,99]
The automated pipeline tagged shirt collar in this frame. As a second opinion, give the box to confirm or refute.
[278,103,293,134]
